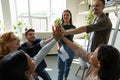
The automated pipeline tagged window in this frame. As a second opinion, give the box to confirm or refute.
[15,0,66,32]
[109,12,120,29]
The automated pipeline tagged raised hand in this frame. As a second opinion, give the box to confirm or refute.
[52,24,62,41]
[55,23,65,35]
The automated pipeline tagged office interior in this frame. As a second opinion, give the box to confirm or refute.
[0,0,120,79]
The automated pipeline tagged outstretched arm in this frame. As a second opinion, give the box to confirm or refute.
[33,39,56,67]
[62,26,87,35]
[33,26,61,67]
[53,25,90,62]
[61,35,80,54]
[53,24,82,53]
[40,36,54,47]
[61,35,90,62]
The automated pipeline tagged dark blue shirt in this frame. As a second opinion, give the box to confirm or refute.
[21,39,47,69]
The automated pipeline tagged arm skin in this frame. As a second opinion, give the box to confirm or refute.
[61,35,80,54]
[64,26,87,35]
[53,24,90,62]
[40,36,54,47]
[60,35,90,62]
[43,36,54,45]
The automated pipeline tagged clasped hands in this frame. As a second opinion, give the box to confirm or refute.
[52,23,64,41]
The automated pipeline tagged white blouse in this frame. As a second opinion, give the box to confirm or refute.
[85,75,99,80]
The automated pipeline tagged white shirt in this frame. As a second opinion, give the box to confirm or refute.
[30,39,56,80]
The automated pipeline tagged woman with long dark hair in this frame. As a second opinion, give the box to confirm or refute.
[53,27,120,80]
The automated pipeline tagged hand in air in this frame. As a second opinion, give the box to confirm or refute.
[52,23,62,41]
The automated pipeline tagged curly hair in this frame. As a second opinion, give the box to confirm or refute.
[0,32,14,57]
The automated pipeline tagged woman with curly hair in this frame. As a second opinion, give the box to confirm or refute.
[0,32,20,58]
[0,30,60,80]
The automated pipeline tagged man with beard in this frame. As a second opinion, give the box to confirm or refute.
[60,0,112,79]
[21,29,52,80]
[62,0,112,52]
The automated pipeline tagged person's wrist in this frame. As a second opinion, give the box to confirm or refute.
[62,30,66,35]
[61,35,64,39]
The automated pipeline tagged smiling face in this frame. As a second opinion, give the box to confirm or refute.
[25,31,36,43]
[25,54,36,80]
[93,0,105,16]
[8,33,20,52]
[89,48,100,68]
[62,12,71,23]
[0,32,20,55]
[62,10,72,25]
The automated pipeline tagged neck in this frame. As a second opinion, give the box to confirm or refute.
[96,13,103,17]
[10,48,18,53]
[28,41,33,46]
[91,67,99,77]
[64,22,71,25]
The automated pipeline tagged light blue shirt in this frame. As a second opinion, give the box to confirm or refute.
[30,39,56,80]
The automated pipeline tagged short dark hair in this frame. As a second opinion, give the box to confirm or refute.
[25,28,35,36]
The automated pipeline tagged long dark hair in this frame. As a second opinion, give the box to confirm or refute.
[61,9,73,25]
[0,50,29,80]
[97,44,120,80]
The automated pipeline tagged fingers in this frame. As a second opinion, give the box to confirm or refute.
[52,23,63,41]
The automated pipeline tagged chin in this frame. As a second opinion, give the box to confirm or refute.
[88,59,92,64]
[93,12,97,15]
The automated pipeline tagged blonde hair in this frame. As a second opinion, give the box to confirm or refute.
[0,32,14,57]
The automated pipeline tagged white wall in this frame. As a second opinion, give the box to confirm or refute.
[108,30,120,50]
[0,0,3,21]
[1,0,120,52]
[66,0,89,27]
[66,0,120,51]
[21,32,57,55]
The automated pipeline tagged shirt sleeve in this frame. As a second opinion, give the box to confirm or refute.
[33,39,56,67]
[40,40,45,47]
[86,15,112,33]
[75,47,91,62]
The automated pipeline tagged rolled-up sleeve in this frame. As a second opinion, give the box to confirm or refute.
[87,15,112,33]
[75,47,91,62]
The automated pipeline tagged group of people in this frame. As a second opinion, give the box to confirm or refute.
[0,31,58,80]
[0,0,120,80]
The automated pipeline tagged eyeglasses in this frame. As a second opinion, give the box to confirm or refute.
[10,37,20,41]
